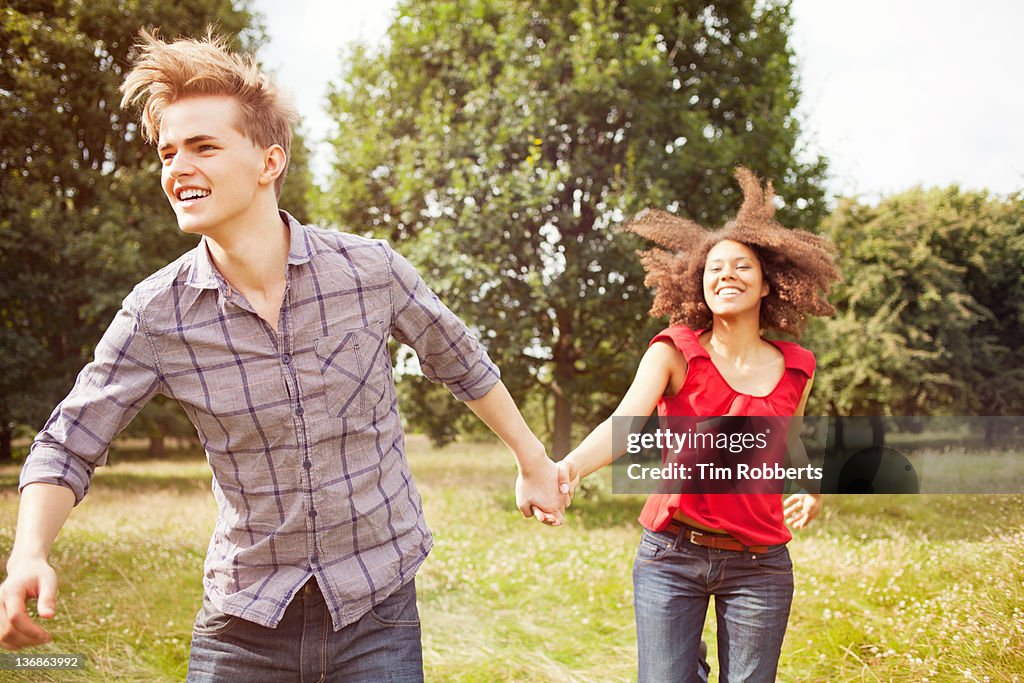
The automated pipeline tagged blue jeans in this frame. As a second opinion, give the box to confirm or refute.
[633,528,794,683]
[186,578,423,682]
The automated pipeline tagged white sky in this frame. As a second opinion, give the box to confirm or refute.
[250,0,1024,200]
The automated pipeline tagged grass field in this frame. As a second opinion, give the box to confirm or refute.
[1,436,1022,682]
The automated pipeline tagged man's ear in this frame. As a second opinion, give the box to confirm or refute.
[259,144,287,187]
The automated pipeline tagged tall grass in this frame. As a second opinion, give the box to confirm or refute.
[1,438,1021,681]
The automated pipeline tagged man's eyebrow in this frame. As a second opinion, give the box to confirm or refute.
[158,134,218,153]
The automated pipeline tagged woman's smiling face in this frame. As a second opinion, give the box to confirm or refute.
[702,239,770,319]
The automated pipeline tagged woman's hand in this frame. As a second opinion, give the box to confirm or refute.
[556,459,580,507]
[783,493,823,529]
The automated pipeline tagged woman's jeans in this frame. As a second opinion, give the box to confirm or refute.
[186,578,423,682]
[633,528,794,683]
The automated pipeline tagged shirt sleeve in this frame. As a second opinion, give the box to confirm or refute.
[385,243,500,401]
[20,292,164,504]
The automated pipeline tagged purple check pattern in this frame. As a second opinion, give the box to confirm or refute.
[21,212,500,630]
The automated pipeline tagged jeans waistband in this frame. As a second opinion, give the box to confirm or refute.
[647,525,783,555]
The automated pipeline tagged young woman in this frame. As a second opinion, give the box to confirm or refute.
[560,168,841,683]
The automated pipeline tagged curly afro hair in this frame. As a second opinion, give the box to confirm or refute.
[625,167,840,338]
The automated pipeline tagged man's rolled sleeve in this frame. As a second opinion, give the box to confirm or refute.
[20,293,164,504]
[386,244,500,401]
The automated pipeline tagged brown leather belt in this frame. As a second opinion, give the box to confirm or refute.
[664,520,769,554]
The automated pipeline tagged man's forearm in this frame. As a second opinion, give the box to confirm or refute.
[464,381,546,468]
[7,484,75,566]
[465,381,569,523]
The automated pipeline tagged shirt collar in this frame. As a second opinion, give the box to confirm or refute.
[282,210,314,266]
[185,210,313,291]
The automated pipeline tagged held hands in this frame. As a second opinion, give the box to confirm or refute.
[783,493,823,529]
[515,455,578,526]
[0,557,58,650]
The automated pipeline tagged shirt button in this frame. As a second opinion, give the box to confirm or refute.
[294,405,304,416]
[281,353,292,364]
[309,509,317,518]
[310,554,319,565]
[303,459,312,469]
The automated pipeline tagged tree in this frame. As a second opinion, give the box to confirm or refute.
[323,0,827,455]
[806,187,1024,424]
[278,126,314,224]
[0,1,311,460]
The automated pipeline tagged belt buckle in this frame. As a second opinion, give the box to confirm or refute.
[689,530,705,546]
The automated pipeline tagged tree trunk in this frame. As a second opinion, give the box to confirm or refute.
[148,433,165,459]
[550,342,575,459]
[550,305,576,460]
[0,425,12,463]
[552,386,573,460]
[984,419,997,449]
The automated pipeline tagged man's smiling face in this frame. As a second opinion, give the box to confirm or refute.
[158,95,267,238]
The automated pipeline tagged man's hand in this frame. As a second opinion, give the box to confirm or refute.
[516,455,572,526]
[783,493,823,530]
[0,557,58,650]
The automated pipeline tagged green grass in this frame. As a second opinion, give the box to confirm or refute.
[1,438,1023,681]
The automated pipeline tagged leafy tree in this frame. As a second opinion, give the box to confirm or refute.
[0,1,311,460]
[323,0,827,455]
[807,187,1024,428]
[278,126,314,224]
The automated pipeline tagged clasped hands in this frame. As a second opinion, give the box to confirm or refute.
[515,456,580,526]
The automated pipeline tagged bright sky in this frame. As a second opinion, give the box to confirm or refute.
[250,0,1024,200]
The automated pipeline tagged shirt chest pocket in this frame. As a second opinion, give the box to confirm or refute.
[314,321,391,418]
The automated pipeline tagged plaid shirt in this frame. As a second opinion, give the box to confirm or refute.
[21,212,500,630]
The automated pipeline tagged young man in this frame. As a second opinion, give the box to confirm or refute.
[0,32,568,680]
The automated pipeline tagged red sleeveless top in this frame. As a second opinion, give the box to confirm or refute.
[637,326,816,546]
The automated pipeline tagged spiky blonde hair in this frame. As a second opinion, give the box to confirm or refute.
[120,29,298,196]
[625,167,840,337]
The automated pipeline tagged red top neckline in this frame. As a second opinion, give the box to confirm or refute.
[667,327,815,395]
[696,329,802,398]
